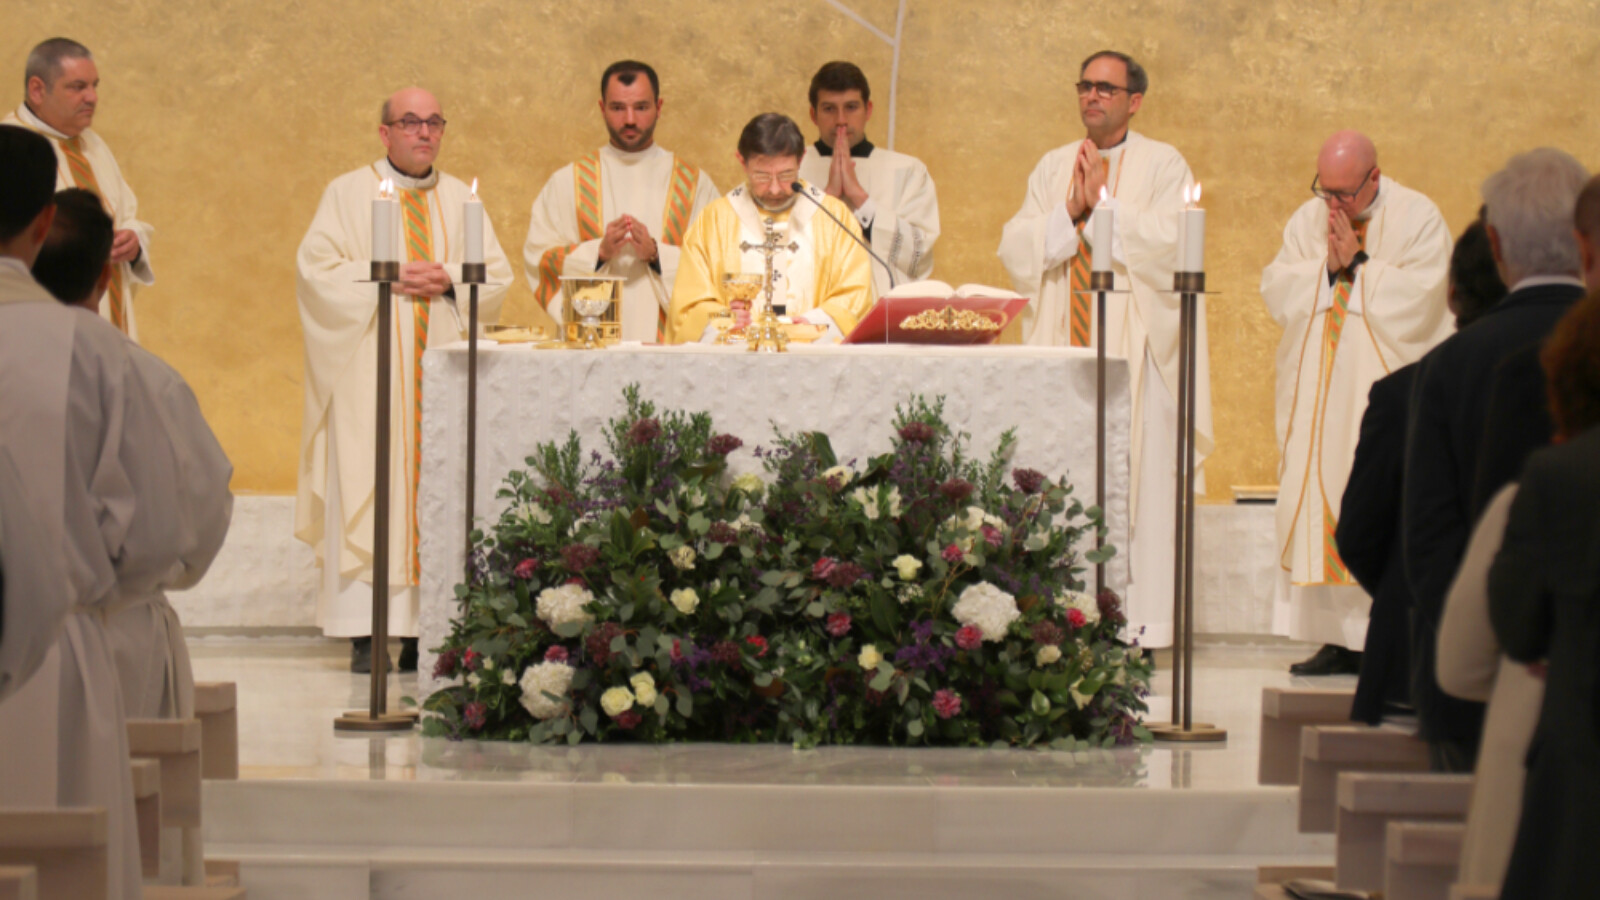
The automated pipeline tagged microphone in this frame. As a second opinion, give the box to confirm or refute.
[789,182,898,290]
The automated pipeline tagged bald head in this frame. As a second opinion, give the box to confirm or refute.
[378,88,444,177]
[1316,131,1381,215]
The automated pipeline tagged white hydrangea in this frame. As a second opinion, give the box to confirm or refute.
[630,672,657,707]
[515,500,553,526]
[535,583,595,629]
[518,662,575,720]
[600,686,636,718]
[732,472,764,494]
[1055,590,1101,625]
[951,582,1021,641]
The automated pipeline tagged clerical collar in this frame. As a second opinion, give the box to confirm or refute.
[1090,132,1129,154]
[812,138,875,159]
[380,157,438,189]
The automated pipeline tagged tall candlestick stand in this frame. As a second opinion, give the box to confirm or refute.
[335,260,420,733]
[1150,272,1226,743]
[1089,272,1115,597]
[461,263,486,583]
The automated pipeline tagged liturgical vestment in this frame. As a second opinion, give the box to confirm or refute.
[668,181,875,344]
[296,158,512,637]
[798,140,940,298]
[1262,177,1452,648]
[3,104,154,340]
[998,130,1206,648]
[524,144,719,342]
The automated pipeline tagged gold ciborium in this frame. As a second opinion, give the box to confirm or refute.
[560,275,624,349]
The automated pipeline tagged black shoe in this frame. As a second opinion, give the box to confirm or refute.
[398,638,419,673]
[350,637,395,675]
[1289,644,1362,676]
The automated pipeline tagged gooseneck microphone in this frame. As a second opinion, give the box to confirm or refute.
[789,182,898,290]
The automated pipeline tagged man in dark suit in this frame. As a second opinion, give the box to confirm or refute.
[1401,148,1589,771]
[1486,297,1600,900]
[1338,216,1504,724]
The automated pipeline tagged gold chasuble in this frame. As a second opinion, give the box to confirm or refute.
[667,182,875,344]
[528,150,710,339]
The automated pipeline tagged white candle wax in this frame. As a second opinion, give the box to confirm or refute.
[465,179,484,265]
[1182,207,1206,274]
[372,181,397,263]
[1090,202,1114,274]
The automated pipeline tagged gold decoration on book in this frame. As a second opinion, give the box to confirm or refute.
[899,307,1003,334]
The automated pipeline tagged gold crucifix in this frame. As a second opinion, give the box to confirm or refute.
[739,217,799,314]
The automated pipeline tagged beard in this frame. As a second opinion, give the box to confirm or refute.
[752,191,798,213]
[608,122,655,152]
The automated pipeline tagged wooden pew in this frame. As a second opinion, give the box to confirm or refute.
[192,683,238,781]
[1386,820,1466,900]
[1259,687,1355,785]
[127,719,203,885]
[130,758,162,878]
[1299,724,1431,832]
[0,865,37,900]
[1335,771,1472,891]
[0,809,107,900]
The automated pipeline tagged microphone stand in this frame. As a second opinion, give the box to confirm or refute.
[789,182,898,292]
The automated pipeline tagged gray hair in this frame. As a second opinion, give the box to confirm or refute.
[1481,148,1588,282]
[24,38,92,90]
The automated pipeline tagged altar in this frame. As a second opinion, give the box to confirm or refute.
[415,342,1133,691]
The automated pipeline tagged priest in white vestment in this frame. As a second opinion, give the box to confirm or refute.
[524,61,719,342]
[0,125,187,900]
[669,113,875,344]
[296,88,512,671]
[32,188,235,719]
[797,61,939,297]
[998,51,1203,648]
[1262,131,1452,673]
[3,39,153,340]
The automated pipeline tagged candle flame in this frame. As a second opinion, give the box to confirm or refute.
[1098,185,1109,205]
[378,177,394,200]
[470,177,479,199]
[1193,182,1202,206]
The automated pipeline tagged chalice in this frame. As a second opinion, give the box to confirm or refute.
[560,275,623,349]
[720,273,764,345]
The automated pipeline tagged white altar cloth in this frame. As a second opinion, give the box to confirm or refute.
[417,343,1132,693]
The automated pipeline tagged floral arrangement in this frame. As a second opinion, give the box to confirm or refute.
[423,385,1152,749]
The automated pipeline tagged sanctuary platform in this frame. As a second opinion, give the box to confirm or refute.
[190,637,1338,900]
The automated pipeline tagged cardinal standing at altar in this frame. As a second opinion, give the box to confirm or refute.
[668,113,874,344]
[296,88,512,673]
[997,50,1202,648]
[524,61,719,342]
[1261,131,1452,675]
[3,38,154,340]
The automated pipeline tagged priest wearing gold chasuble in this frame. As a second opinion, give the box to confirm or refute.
[1261,131,1452,675]
[295,88,512,672]
[668,113,875,344]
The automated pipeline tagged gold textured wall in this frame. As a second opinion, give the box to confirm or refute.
[7,1,1599,499]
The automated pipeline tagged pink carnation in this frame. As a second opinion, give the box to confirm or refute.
[941,543,964,564]
[615,710,643,730]
[1065,608,1087,629]
[981,524,1003,547]
[462,648,482,671]
[463,701,487,731]
[513,558,539,579]
[543,645,569,664]
[954,625,983,651]
[745,635,769,658]
[811,557,838,581]
[932,689,962,719]
[825,612,852,638]
[670,638,684,662]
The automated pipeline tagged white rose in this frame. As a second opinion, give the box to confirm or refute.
[536,583,596,629]
[857,644,883,670]
[669,587,700,615]
[821,465,852,489]
[1055,590,1101,625]
[600,686,636,718]
[951,582,1022,642]
[501,668,517,686]
[481,657,495,670]
[732,473,763,494]
[893,554,922,581]
[518,661,576,720]
[1036,645,1063,666]
[630,672,658,707]
[467,673,482,688]
[685,487,706,509]
[669,545,696,571]
[849,487,880,520]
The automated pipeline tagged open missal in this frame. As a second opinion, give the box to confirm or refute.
[842,281,1030,345]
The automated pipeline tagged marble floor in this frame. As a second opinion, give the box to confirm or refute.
[189,635,1349,790]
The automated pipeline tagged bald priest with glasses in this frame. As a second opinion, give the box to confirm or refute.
[1260,131,1452,676]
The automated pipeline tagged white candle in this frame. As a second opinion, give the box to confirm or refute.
[1180,183,1206,274]
[465,178,484,265]
[372,178,397,263]
[1091,186,1113,274]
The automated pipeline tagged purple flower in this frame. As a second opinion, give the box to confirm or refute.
[706,433,744,456]
[1012,468,1045,495]
[432,649,460,679]
[561,543,600,572]
[898,422,936,443]
[1031,621,1065,645]
[826,562,867,589]
[628,417,662,446]
[939,479,974,503]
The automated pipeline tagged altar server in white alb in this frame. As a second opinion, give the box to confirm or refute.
[296,88,513,673]
[1262,132,1452,675]
[3,38,153,340]
[32,188,235,719]
[998,50,1203,648]
[668,113,875,344]
[0,125,196,900]
[524,61,719,342]
[798,61,939,296]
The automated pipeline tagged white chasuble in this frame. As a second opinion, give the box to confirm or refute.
[1262,177,1452,647]
[798,143,940,297]
[998,131,1205,648]
[4,104,155,341]
[667,182,875,344]
[524,144,719,342]
[296,158,512,637]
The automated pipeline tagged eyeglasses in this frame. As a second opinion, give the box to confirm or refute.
[385,115,447,136]
[1311,167,1375,202]
[747,170,798,188]
[1075,81,1130,98]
